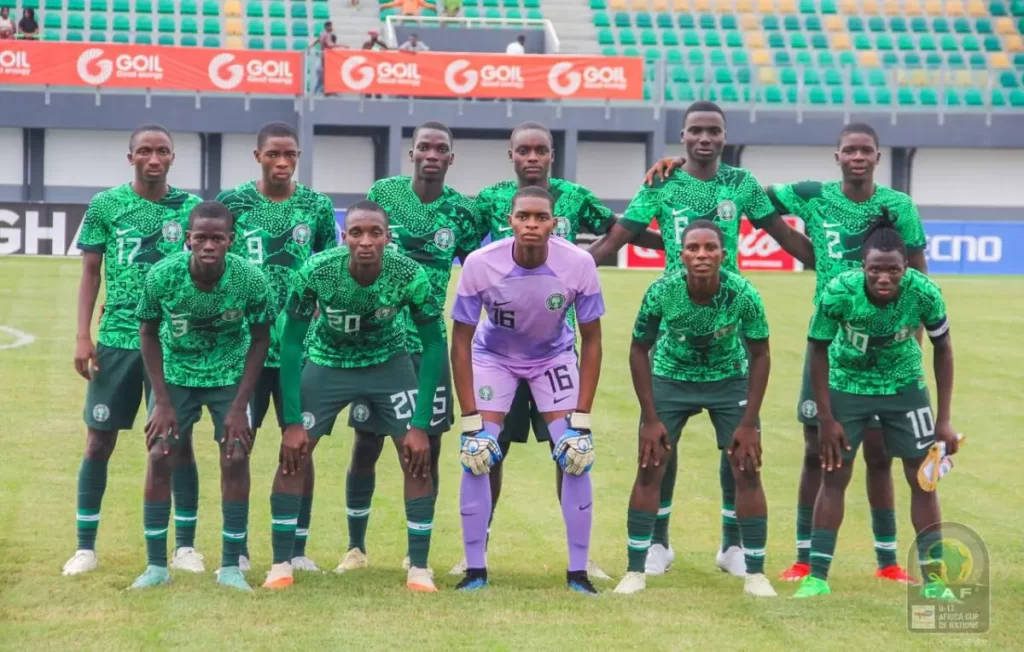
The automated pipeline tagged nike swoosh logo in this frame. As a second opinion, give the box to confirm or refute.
[916,440,935,450]
[324,307,343,314]
[494,301,512,307]
[244,229,261,237]
[671,209,689,217]
[552,395,572,404]
[498,226,512,233]
[822,222,840,228]
[579,502,592,511]
[430,416,447,427]
[170,313,188,319]
[115,228,135,235]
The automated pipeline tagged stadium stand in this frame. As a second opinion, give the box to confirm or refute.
[378,0,545,23]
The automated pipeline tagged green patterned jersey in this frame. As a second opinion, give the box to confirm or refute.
[621,164,778,274]
[474,178,616,243]
[76,184,202,350]
[767,181,926,303]
[633,269,769,382]
[367,176,478,353]
[136,252,275,388]
[808,269,947,396]
[285,247,441,369]
[216,180,337,367]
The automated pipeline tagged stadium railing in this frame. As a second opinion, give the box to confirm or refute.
[383,15,561,55]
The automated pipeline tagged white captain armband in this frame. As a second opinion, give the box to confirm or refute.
[925,317,950,343]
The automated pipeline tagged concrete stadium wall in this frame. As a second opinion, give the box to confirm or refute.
[392,26,546,54]
[0,128,24,201]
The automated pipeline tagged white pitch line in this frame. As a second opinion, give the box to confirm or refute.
[0,325,36,350]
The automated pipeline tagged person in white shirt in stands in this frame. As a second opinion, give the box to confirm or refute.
[399,34,430,52]
[506,34,526,55]
[0,8,16,39]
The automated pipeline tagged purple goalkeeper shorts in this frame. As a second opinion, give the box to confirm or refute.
[473,350,579,414]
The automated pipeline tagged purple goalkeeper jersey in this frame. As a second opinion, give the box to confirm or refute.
[451,237,605,362]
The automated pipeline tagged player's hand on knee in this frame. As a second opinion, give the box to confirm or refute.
[818,418,849,472]
[404,426,431,479]
[638,419,671,469]
[459,413,501,475]
[281,424,311,476]
[728,425,762,472]
[223,406,252,459]
[145,402,178,455]
[553,412,596,476]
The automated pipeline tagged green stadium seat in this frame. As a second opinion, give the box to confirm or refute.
[898,34,914,51]
[854,34,871,50]
[482,0,497,6]
[829,88,845,105]
[663,84,675,102]
[774,50,791,65]
[808,32,826,49]
[180,0,197,15]
[943,89,960,107]
[781,68,797,85]
[687,49,704,65]
[503,0,518,9]
[803,68,821,85]
[889,17,906,33]
[824,68,843,86]
[292,21,308,37]
[181,35,197,46]
[589,0,604,7]
[677,83,696,101]
[984,36,1001,51]
[964,89,983,106]
[805,16,821,31]
[817,51,834,66]
[180,17,197,33]
[868,16,885,32]
[874,88,892,105]
[721,15,737,30]
[932,18,949,34]
[597,28,613,45]
[203,35,220,47]
[643,83,653,101]
[732,50,748,65]
[313,4,328,19]
[636,13,651,28]
[67,0,84,8]
[683,30,699,47]
[134,33,152,44]
[704,31,721,47]
[135,0,151,11]
[641,29,656,46]
[991,90,1006,107]
[969,53,986,67]
[1015,54,1024,66]
[656,12,672,29]
[67,13,85,30]
[271,19,287,37]
[526,8,542,19]
[524,0,539,7]
[737,67,751,84]
[919,35,936,51]
[763,15,779,31]
[269,2,285,18]
[795,50,812,66]
[45,0,62,10]
[954,18,972,34]
[898,88,916,106]
[113,0,129,10]
[876,34,893,50]
[765,86,783,104]
[662,31,679,46]
[904,53,921,67]
[948,53,965,67]
[601,46,616,56]
[666,49,682,63]
[882,52,898,66]
[594,12,609,27]
[726,31,743,47]
[158,16,174,33]
[977,20,993,35]
[768,32,784,48]
[699,14,715,29]
[670,64,688,82]
[853,88,872,105]
[203,17,219,34]
[1000,71,1019,87]
[868,69,886,86]
[248,19,265,36]
[158,34,174,45]
[925,52,942,66]
[44,14,60,29]
[113,15,129,31]
[135,15,152,31]
[113,33,130,43]
[941,35,958,52]
[798,0,814,13]
[809,87,827,105]
[677,14,693,29]
[157,0,172,14]
[89,32,107,43]
[990,1,1007,15]
[623,46,639,57]
[720,85,739,103]
[613,12,629,27]
[463,7,479,17]
[838,51,856,67]
[90,0,105,9]
[248,36,264,49]
[790,33,807,48]
[783,15,799,31]
[247,1,263,17]
[710,49,727,66]
[271,37,287,50]
[66,31,84,41]
[962,35,979,52]
[620,29,636,46]
[910,17,928,33]
[203,0,219,15]
[644,48,661,61]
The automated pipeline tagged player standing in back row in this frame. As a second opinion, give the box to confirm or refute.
[65,125,203,577]
[216,121,338,572]
[589,101,814,579]
[451,186,605,594]
[336,121,479,576]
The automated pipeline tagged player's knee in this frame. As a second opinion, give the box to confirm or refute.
[146,446,174,479]
[862,436,891,472]
[219,448,249,477]
[732,466,761,492]
[802,425,821,459]
[350,431,384,471]
[635,465,664,488]
[85,429,117,460]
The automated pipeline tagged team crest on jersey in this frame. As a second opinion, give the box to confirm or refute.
[92,404,110,423]
[893,326,913,342]
[351,403,370,423]
[221,309,244,322]
[292,224,312,245]
[717,200,738,221]
[302,412,316,430]
[162,221,183,243]
[554,217,570,238]
[375,306,397,320]
[433,228,455,250]
[546,293,567,311]
[478,386,494,401]
[801,400,818,419]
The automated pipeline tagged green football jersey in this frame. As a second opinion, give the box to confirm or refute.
[808,268,947,396]
[217,180,338,367]
[474,178,616,243]
[285,247,441,369]
[76,184,201,350]
[633,268,769,383]
[367,176,478,353]
[621,164,778,274]
[136,252,275,388]
[768,181,927,303]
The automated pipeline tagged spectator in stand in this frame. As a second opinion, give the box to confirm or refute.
[19,8,39,39]
[399,33,430,52]
[380,0,436,17]
[308,21,348,95]
[506,34,526,55]
[363,29,390,50]
[443,0,462,17]
[0,8,16,40]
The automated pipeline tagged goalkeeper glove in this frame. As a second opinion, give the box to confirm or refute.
[552,412,595,476]
[917,433,965,493]
[459,412,502,476]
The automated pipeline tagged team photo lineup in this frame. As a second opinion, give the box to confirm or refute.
[48,102,972,609]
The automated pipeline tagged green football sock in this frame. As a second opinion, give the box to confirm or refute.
[627,508,657,573]
[916,528,944,582]
[221,501,248,569]
[809,528,838,581]
[76,458,108,551]
[719,452,741,552]
[651,452,677,548]
[405,495,435,569]
[144,501,171,568]
[871,508,898,568]
[172,461,199,550]
[270,493,301,565]
[738,515,768,575]
[346,471,375,553]
[291,493,314,558]
[796,504,813,564]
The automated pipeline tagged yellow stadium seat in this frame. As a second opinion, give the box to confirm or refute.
[910,70,930,86]
[859,51,880,66]
[652,0,669,10]
[226,35,243,49]
[966,0,985,17]
[630,0,647,10]
[831,33,851,49]
[224,0,242,18]
[954,70,973,86]
[1007,35,1024,52]
[945,0,964,16]
[225,18,243,35]
[752,49,771,65]
[839,0,857,13]
[923,0,941,15]
[825,15,844,31]
[757,0,774,12]
[778,0,796,13]
[903,0,922,15]
[673,0,687,11]
[609,0,628,9]
[693,0,712,11]
[745,31,765,48]
[860,0,879,15]
[759,67,777,84]
[995,18,1015,35]
[735,0,754,11]
[882,0,901,15]
[740,13,759,29]
[715,0,733,12]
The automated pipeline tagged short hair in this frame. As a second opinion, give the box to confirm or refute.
[837,122,880,149]
[681,219,725,247]
[412,121,453,144]
[862,207,906,259]
[256,121,298,150]
[510,121,553,147]
[517,34,526,43]
[129,124,172,151]
[188,200,234,229]
[324,21,332,28]
[345,199,389,224]
[683,101,726,125]
[510,185,555,212]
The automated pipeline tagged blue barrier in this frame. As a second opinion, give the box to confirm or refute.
[922,220,1024,276]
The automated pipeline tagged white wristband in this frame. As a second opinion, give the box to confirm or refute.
[461,413,483,432]
[569,412,591,430]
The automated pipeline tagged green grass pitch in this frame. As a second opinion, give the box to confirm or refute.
[1,257,1022,650]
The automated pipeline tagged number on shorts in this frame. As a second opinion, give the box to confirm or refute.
[905,407,935,440]
[544,364,574,393]
[247,237,264,264]
[843,324,869,353]
[117,236,142,265]
[390,389,420,420]
[492,308,515,329]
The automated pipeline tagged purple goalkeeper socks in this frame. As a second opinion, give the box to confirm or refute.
[459,421,500,569]
[561,473,593,573]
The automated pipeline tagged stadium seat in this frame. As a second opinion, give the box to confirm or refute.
[248,36,264,49]
[67,13,85,30]
[203,0,219,15]
[226,35,243,48]
[203,35,220,47]
[248,19,264,36]
[66,31,84,41]
[67,0,84,9]
[44,14,60,29]
[135,33,152,44]
[269,1,285,18]
[203,17,219,34]
[181,0,197,15]
[113,33,130,43]
[135,15,152,31]
[158,17,174,33]
[225,18,243,35]
[157,0,173,14]
[293,21,308,38]
[44,0,62,9]
[247,1,263,17]
[158,34,174,45]
[181,35,198,46]
[225,0,242,17]
[89,32,107,43]
[135,0,151,11]
[181,17,198,34]
[113,0,129,10]
[113,15,129,31]
[270,20,287,37]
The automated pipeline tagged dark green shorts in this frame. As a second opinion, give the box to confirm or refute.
[302,355,418,439]
[830,380,934,461]
[83,345,150,431]
[797,342,881,429]
[146,383,241,444]
[499,381,553,443]
[350,352,453,437]
[249,366,284,431]
[652,375,757,450]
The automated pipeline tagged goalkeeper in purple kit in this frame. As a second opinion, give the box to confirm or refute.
[449,186,605,595]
